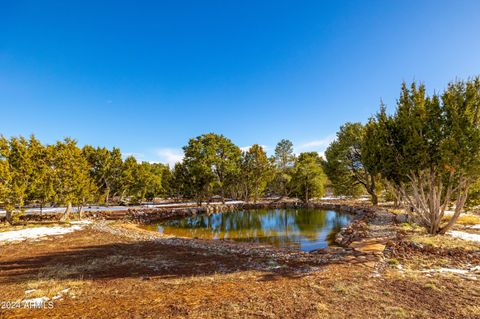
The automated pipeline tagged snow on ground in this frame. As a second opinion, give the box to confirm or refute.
[0,221,91,243]
[448,230,480,242]
[471,224,480,230]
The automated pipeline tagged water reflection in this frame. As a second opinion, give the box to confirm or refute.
[143,208,352,251]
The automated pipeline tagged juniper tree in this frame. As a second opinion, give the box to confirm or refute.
[53,138,96,219]
[83,146,123,204]
[290,152,327,204]
[363,79,480,234]
[324,123,379,204]
[183,133,241,204]
[29,136,55,212]
[241,144,274,203]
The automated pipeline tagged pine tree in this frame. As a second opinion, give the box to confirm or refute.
[291,152,327,204]
[241,144,274,203]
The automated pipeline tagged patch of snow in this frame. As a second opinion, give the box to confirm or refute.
[448,230,480,242]
[24,289,36,294]
[471,224,480,230]
[443,210,455,216]
[421,268,470,274]
[421,267,478,281]
[437,268,469,275]
[59,288,70,294]
[0,224,88,243]
[320,196,346,200]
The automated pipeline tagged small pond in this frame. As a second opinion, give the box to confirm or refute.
[143,208,352,251]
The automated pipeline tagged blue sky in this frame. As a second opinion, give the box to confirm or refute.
[1,1,480,166]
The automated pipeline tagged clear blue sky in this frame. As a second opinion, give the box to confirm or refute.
[2,1,480,166]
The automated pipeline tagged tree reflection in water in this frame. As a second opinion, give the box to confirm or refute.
[143,208,352,251]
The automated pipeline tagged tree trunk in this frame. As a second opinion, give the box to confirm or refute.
[78,205,84,219]
[305,183,309,204]
[221,188,225,204]
[61,202,72,221]
[370,191,378,206]
[368,176,378,206]
[105,187,110,205]
[5,210,13,225]
[400,169,471,235]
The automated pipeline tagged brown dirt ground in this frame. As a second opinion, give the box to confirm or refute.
[1,225,479,319]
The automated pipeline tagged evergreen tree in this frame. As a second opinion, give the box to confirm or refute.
[364,79,480,234]
[271,139,295,198]
[53,138,96,219]
[290,152,327,203]
[183,133,241,204]
[241,144,274,203]
[324,123,378,203]
[83,146,123,204]
[29,136,55,212]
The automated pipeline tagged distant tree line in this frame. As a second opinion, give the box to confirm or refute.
[324,77,480,234]
[0,134,327,224]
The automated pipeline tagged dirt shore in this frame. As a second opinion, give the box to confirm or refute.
[1,212,479,318]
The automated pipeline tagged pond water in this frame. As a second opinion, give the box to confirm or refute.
[143,208,352,251]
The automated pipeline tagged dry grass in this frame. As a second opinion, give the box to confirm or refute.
[409,232,480,250]
[453,214,480,226]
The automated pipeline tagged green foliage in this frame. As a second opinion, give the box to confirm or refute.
[53,138,97,209]
[83,146,123,204]
[324,123,373,200]
[182,133,241,203]
[290,152,327,203]
[364,78,480,234]
[466,178,480,209]
[0,134,171,219]
[118,156,166,203]
[241,144,274,202]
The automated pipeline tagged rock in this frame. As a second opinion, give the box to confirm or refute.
[395,213,410,223]
[363,261,377,268]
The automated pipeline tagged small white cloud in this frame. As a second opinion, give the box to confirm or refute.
[297,135,335,149]
[155,148,184,167]
[295,134,336,159]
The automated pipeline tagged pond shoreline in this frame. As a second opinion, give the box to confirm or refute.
[86,201,396,269]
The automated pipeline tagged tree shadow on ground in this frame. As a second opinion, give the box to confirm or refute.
[0,240,325,284]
